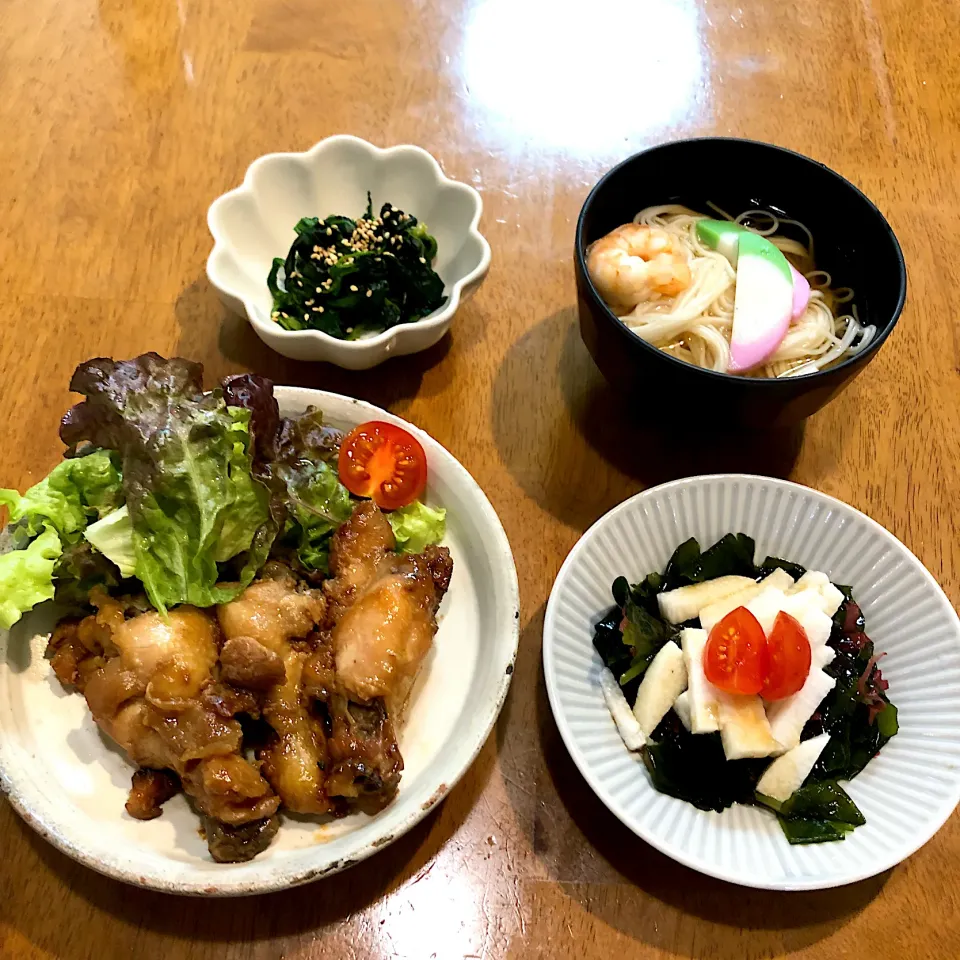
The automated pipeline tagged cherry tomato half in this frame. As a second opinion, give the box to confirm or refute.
[761,611,812,701]
[704,606,766,695]
[338,420,427,510]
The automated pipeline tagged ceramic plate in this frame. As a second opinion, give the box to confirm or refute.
[0,388,519,896]
[543,475,960,890]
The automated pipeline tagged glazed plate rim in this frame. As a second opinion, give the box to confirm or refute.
[0,387,520,896]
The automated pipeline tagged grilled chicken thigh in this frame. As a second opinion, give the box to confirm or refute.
[217,569,330,815]
[47,502,452,861]
[48,590,279,860]
[324,502,453,715]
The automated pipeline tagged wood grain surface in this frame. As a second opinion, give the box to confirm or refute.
[2,0,960,957]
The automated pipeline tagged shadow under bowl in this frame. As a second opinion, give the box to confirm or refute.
[574,138,907,429]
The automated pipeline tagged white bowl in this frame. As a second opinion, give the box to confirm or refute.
[543,475,960,890]
[0,388,519,896]
[206,136,491,370]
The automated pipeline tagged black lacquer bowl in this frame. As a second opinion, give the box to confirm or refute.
[574,138,906,429]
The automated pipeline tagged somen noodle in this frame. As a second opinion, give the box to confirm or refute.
[589,204,875,378]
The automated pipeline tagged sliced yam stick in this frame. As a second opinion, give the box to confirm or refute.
[699,568,795,634]
[680,628,721,733]
[717,692,780,760]
[767,669,837,753]
[756,732,831,803]
[674,690,693,732]
[788,571,829,594]
[632,641,687,737]
[777,593,834,647]
[657,575,756,624]
[787,571,845,618]
[600,669,645,751]
[812,644,836,670]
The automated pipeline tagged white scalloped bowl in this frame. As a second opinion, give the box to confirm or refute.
[543,475,960,890]
[207,136,491,370]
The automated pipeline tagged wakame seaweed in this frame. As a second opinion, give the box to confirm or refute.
[758,779,866,844]
[805,597,898,782]
[776,817,855,844]
[613,571,665,618]
[662,533,757,589]
[644,712,768,812]
[781,780,866,824]
[593,577,677,702]
[758,555,808,581]
[594,532,898,844]
[592,604,640,701]
[267,195,446,339]
[594,535,762,700]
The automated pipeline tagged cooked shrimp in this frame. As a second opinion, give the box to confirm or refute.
[587,224,692,310]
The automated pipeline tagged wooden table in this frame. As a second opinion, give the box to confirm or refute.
[2,0,959,956]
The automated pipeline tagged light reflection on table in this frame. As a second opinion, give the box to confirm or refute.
[461,0,709,153]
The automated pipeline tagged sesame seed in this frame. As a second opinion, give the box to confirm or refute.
[317,306,324,313]
[326,228,332,236]
[349,285,358,292]
[346,327,353,334]
[366,289,372,297]
[383,232,390,240]
[419,257,426,264]
[305,299,314,305]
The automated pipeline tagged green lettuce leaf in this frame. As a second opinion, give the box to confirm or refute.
[58,355,276,613]
[0,450,123,544]
[83,505,137,576]
[387,501,446,554]
[53,540,124,607]
[78,413,272,587]
[224,402,351,578]
[130,405,274,612]
[276,459,354,573]
[214,409,276,562]
[0,525,62,629]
